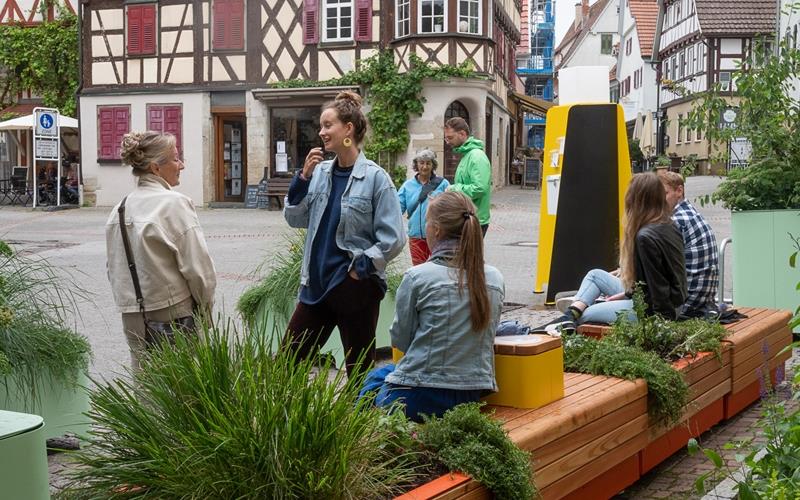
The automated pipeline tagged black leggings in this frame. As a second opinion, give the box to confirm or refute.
[284,275,383,377]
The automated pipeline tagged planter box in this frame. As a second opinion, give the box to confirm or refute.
[731,210,800,331]
[0,410,49,500]
[0,370,90,440]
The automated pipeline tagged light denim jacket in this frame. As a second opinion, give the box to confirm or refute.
[387,258,505,391]
[284,152,406,286]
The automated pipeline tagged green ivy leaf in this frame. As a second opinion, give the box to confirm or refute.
[791,251,797,268]
[694,472,709,494]
[703,448,724,468]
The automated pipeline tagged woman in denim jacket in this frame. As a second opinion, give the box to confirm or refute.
[283,91,405,377]
[368,191,504,422]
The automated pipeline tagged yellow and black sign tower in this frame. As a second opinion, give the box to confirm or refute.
[534,104,632,303]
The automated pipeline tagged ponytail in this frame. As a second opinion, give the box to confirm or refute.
[427,192,490,331]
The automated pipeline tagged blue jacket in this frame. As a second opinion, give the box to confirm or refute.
[387,251,505,391]
[397,175,450,239]
[284,152,406,286]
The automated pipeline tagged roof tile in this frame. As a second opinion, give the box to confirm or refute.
[695,0,776,35]
[629,0,659,59]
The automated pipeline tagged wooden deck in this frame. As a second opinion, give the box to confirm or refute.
[399,307,794,500]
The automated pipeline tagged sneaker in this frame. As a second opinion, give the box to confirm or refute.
[555,296,577,314]
[532,314,576,336]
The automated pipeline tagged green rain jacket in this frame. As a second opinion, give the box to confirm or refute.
[450,137,491,225]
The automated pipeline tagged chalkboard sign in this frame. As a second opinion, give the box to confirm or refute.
[244,185,259,208]
[523,158,541,189]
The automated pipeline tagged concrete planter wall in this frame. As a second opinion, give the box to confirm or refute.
[731,210,800,330]
[0,370,90,440]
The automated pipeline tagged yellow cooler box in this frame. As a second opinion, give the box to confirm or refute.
[484,334,565,409]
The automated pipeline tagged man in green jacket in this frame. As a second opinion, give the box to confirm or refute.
[444,117,492,235]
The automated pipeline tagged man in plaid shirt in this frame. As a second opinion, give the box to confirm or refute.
[660,172,719,316]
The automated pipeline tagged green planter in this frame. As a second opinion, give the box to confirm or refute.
[255,295,397,367]
[0,410,49,500]
[0,370,90,440]
[731,210,800,330]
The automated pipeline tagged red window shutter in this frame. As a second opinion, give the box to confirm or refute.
[303,0,319,44]
[147,105,183,156]
[163,106,183,155]
[213,0,229,49]
[98,106,130,160]
[127,6,142,54]
[98,108,114,159]
[113,107,129,159]
[229,0,244,49]
[141,5,156,54]
[354,0,372,42]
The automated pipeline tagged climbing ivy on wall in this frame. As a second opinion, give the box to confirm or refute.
[0,7,79,117]
[276,51,476,164]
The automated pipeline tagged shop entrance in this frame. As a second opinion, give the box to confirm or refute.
[270,107,320,177]
[214,115,247,202]
[443,100,470,182]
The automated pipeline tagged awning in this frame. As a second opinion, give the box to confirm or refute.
[0,113,79,131]
[251,85,361,101]
[509,92,554,115]
[640,112,655,157]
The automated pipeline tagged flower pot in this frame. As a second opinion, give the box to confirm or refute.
[731,210,800,331]
[0,369,90,440]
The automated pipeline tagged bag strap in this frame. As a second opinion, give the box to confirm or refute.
[117,197,147,320]
[416,175,443,206]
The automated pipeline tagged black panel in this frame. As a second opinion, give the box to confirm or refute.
[547,105,621,303]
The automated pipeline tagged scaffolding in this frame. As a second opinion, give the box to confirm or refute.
[518,0,555,148]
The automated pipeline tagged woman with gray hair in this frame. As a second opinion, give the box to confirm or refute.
[397,148,449,265]
[105,131,216,370]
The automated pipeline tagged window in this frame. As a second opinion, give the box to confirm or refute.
[698,42,705,72]
[601,34,613,55]
[675,1,681,21]
[97,106,130,161]
[212,0,244,50]
[677,114,683,143]
[688,45,695,75]
[420,0,446,33]
[664,59,670,79]
[719,71,731,91]
[696,126,702,141]
[147,105,183,156]
[127,4,156,55]
[458,0,480,34]
[323,0,353,41]
[396,0,410,37]
[625,38,632,55]
[678,50,685,79]
[671,55,677,80]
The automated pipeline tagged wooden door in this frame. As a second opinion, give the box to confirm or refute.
[443,100,470,182]
[214,115,247,202]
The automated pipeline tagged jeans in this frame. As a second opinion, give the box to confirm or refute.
[574,269,635,324]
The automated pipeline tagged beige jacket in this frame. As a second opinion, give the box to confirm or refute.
[105,174,216,313]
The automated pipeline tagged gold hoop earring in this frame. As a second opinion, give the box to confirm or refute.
[343,137,353,147]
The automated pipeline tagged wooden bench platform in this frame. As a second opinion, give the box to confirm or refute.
[265,176,291,210]
[398,306,794,500]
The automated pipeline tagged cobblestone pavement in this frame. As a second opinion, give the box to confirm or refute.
[1,175,792,496]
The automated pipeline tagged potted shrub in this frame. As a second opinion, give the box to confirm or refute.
[238,230,404,365]
[685,38,800,324]
[0,241,92,440]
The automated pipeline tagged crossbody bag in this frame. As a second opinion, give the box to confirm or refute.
[118,196,195,347]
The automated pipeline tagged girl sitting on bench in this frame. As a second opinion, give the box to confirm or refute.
[545,172,687,333]
[362,191,505,422]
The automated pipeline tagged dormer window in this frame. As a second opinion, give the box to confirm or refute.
[420,0,446,34]
[458,0,481,35]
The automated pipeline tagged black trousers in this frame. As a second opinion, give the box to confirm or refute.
[285,275,383,377]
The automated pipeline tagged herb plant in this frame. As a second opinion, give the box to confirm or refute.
[0,240,91,406]
[65,321,423,499]
[417,402,536,500]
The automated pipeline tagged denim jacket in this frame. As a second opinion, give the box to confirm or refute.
[284,152,406,286]
[386,250,505,391]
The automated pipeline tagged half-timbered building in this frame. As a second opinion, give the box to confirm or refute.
[653,0,775,172]
[78,0,521,206]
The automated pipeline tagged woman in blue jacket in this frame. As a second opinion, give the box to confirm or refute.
[367,191,505,422]
[397,149,449,265]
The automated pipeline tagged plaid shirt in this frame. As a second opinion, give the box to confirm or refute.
[672,199,719,312]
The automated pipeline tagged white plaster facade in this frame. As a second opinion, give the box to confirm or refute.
[781,0,800,101]
[556,0,620,70]
[616,0,658,123]
[79,93,212,207]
